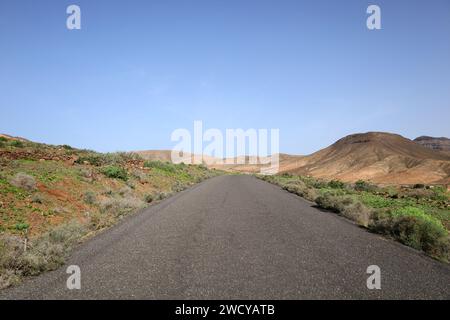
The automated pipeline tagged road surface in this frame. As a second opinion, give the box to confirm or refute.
[1,175,449,299]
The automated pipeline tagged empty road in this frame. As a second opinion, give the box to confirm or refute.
[2,175,449,299]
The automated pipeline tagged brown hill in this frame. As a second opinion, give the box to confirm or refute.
[414,136,450,154]
[0,133,30,142]
[283,132,450,184]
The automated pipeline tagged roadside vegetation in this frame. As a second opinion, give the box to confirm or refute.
[0,136,222,289]
[258,174,450,262]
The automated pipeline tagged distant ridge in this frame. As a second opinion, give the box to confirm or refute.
[124,132,450,185]
[281,132,450,184]
[414,136,450,153]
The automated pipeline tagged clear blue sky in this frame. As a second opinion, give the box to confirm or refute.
[1,0,449,154]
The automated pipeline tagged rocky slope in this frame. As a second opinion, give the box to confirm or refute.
[414,136,450,153]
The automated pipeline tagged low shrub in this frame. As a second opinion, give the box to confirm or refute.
[328,180,345,189]
[101,166,128,181]
[83,191,96,205]
[370,207,449,260]
[132,169,148,183]
[155,192,171,200]
[19,221,86,275]
[144,160,176,173]
[118,186,133,197]
[99,197,145,217]
[75,154,104,166]
[15,222,30,231]
[354,180,376,192]
[341,201,372,227]
[0,221,86,288]
[9,173,37,192]
[144,193,154,203]
[171,181,186,193]
[316,193,372,226]
[281,180,319,202]
[402,188,434,200]
[31,193,44,204]
[315,193,350,213]
[78,168,93,179]
[10,140,24,148]
[429,186,449,202]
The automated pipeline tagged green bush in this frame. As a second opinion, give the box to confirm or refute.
[370,207,449,260]
[391,207,445,228]
[144,160,176,173]
[75,154,105,166]
[0,137,7,142]
[354,180,376,192]
[14,223,29,231]
[328,180,345,189]
[101,166,128,181]
[429,186,449,202]
[10,140,24,148]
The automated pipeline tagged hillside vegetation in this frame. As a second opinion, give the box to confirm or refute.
[258,174,450,262]
[0,135,222,289]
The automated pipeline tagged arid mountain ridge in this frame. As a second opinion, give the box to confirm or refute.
[136,132,450,185]
[414,136,450,154]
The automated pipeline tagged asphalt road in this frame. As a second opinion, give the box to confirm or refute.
[1,175,449,299]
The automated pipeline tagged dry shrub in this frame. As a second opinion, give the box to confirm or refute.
[99,196,145,217]
[9,173,36,191]
[132,169,148,183]
[83,191,97,205]
[316,193,373,227]
[118,186,133,197]
[341,201,372,227]
[0,221,86,288]
[281,181,318,201]
[402,188,434,200]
